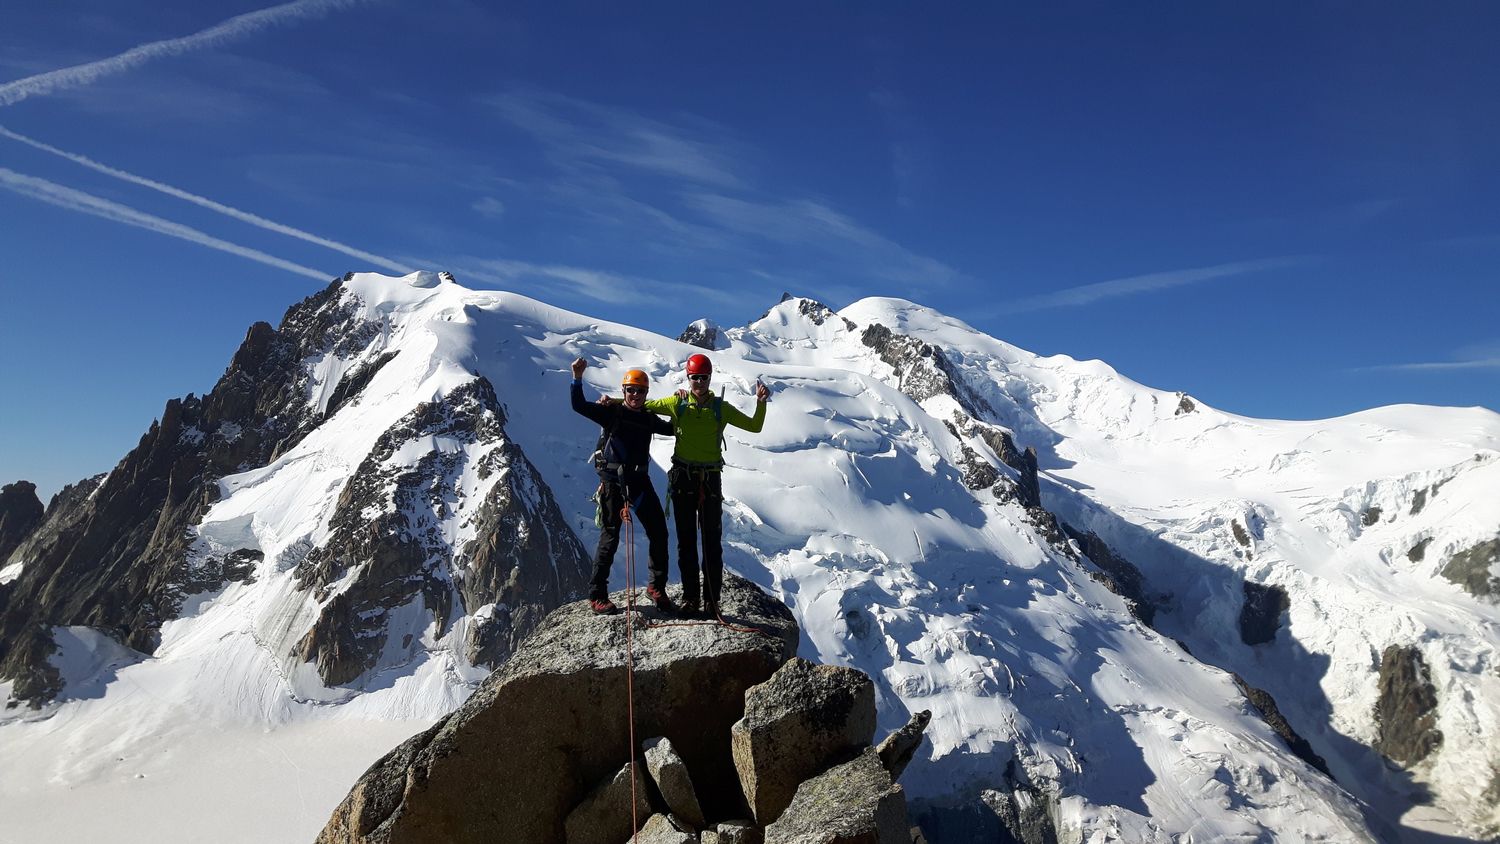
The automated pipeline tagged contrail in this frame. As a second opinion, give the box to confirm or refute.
[0,124,414,273]
[990,256,1316,315]
[0,167,331,281]
[0,0,368,108]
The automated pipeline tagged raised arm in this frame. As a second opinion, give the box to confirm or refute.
[569,358,610,426]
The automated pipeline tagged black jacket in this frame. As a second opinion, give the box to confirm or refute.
[571,380,673,472]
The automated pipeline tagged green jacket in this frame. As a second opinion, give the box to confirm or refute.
[644,390,766,464]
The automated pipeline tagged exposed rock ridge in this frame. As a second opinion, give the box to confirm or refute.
[1,474,103,571]
[1062,525,1156,626]
[0,278,361,706]
[0,481,44,562]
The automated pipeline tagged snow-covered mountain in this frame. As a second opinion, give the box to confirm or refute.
[2,271,1497,842]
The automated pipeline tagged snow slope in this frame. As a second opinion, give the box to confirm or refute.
[4,272,1495,841]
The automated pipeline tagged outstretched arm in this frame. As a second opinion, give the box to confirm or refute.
[724,391,768,433]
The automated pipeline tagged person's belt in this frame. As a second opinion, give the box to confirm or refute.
[602,462,649,473]
[671,457,723,471]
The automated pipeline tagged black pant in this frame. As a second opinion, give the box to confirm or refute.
[591,472,669,600]
[669,464,723,606]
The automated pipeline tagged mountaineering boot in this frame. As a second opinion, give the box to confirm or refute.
[680,598,701,618]
[645,584,677,613]
[703,600,719,620]
[590,596,618,615]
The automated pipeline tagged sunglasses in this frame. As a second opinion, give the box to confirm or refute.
[623,386,646,395]
[687,374,711,381]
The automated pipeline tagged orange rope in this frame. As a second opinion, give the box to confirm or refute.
[621,502,639,842]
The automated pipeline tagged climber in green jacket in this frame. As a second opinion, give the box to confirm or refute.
[642,353,769,619]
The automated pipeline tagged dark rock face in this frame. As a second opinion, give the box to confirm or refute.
[325,350,399,419]
[293,377,589,686]
[0,481,44,562]
[679,324,720,350]
[1174,392,1197,416]
[1374,644,1443,767]
[1441,537,1500,599]
[1062,526,1156,626]
[1231,674,1330,775]
[1239,582,1290,646]
[860,324,993,418]
[2,475,102,572]
[1360,507,1382,528]
[757,295,856,333]
[316,575,800,844]
[1231,519,1252,548]
[1407,538,1433,563]
[1410,487,1430,516]
[0,280,353,706]
[981,761,1060,844]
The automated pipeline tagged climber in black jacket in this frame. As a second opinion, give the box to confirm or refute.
[570,357,677,614]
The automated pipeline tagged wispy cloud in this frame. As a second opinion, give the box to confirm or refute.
[435,257,743,309]
[0,124,413,273]
[868,88,930,208]
[471,196,505,219]
[990,256,1314,315]
[1357,359,1500,373]
[686,193,966,289]
[485,90,748,189]
[0,167,331,281]
[1356,341,1500,373]
[0,0,368,108]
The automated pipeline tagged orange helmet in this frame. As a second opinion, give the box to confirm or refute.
[685,353,712,375]
[622,369,649,389]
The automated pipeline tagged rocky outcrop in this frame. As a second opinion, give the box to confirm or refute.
[758,295,857,333]
[981,760,1060,844]
[317,576,929,843]
[293,376,588,686]
[860,323,993,418]
[316,575,800,843]
[1441,536,1500,599]
[0,279,355,706]
[732,657,877,824]
[1232,675,1330,776]
[646,736,708,829]
[635,813,699,844]
[564,761,652,844]
[679,319,725,351]
[0,481,44,561]
[324,350,399,419]
[763,748,908,844]
[1375,644,1443,767]
[876,709,931,782]
[1239,581,1290,646]
[1174,392,1197,415]
[1062,526,1155,626]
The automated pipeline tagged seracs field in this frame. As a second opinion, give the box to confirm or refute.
[3,271,1498,842]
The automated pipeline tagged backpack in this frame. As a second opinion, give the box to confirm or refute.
[588,403,624,468]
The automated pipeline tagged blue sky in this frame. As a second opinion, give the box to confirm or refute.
[2,1,1497,501]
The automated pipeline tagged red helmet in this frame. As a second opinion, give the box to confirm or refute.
[685,354,712,376]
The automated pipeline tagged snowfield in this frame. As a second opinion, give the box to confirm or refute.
[4,271,1497,842]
